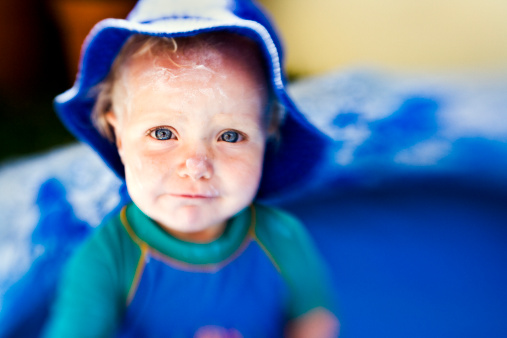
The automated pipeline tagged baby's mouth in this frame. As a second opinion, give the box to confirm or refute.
[166,185,220,200]
[169,191,219,199]
[174,194,215,199]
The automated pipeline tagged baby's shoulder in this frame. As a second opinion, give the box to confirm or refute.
[84,210,133,250]
[69,207,140,273]
[252,203,310,245]
[251,203,321,272]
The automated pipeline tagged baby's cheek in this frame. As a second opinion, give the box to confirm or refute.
[220,152,264,186]
[124,151,171,189]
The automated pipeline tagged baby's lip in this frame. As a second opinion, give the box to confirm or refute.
[169,192,219,199]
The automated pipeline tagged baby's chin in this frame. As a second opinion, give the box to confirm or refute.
[155,208,230,242]
[132,191,254,241]
[144,201,234,240]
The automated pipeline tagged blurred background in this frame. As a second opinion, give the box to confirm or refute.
[1,0,507,162]
[1,1,506,337]
[0,0,136,162]
[260,0,507,75]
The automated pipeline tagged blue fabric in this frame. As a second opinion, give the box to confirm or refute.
[281,180,507,338]
[0,179,90,338]
[54,0,332,200]
[119,242,288,337]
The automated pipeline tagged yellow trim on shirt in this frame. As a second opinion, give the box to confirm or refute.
[249,206,282,273]
[127,242,148,306]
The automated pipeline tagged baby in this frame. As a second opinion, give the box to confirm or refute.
[44,0,338,337]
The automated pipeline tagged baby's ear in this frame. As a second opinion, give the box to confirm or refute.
[266,102,283,140]
[105,112,123,157]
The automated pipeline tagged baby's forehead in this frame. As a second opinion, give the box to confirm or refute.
[121,36,268,98]
[123,33,265,81]
[128,46,227,82]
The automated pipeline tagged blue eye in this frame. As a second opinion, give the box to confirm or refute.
[150,128,173,140]
[220,131,240,143]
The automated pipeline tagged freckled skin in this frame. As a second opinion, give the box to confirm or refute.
[107,48,268,243]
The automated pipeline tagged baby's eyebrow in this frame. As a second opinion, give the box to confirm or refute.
[130,111,186,126]
[213,112,261,124]
[214,110,260,117]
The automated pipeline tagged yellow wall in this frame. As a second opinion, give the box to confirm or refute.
[258,0,507,76]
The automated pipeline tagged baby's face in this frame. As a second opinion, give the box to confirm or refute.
[108,48,268,242]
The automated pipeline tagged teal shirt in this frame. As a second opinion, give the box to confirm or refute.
[44,203,334,337]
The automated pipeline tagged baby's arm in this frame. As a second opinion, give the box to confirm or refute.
[286,307,340,338]
[42,216,132,337]
[253,205,340,337]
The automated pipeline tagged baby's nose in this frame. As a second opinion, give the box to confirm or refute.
[179,155,212,181]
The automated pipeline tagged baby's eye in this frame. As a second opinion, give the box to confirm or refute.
[220,130,243,143]
[149,127,174,140]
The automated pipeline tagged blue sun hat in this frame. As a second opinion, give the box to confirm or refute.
[55,0,332,200]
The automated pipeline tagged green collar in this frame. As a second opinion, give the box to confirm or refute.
[121,203,254,265]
